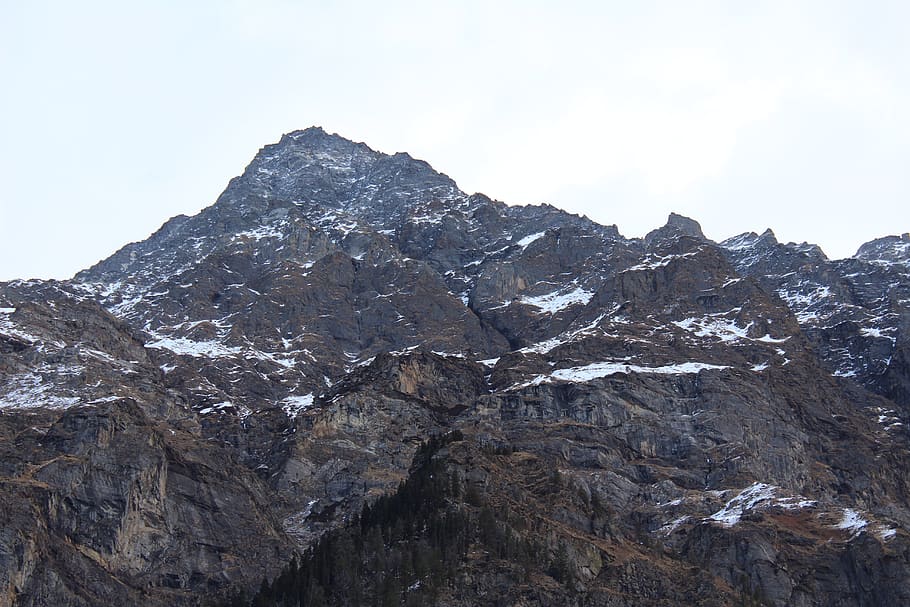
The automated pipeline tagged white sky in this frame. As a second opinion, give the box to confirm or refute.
[1,1,908,281]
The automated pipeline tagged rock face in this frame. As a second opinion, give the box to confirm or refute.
[721,229,910,409]
[1,127,909,606]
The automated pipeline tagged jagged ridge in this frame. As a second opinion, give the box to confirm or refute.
[0,128,909,606]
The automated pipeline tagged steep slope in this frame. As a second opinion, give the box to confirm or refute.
[1,127,909,606]
[721,230,910,411]
[0,282,292,606]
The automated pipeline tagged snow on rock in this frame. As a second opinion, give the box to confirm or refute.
[108,292,147,319]
[673,314,752,343]
[247,349,298,368]
[0,309,41,343]
[706,482,816,527]
[198,401,234,415]
[722,232,763,252]
[775,285,834,323]
[861,326,897,343]
[756,334,790,343]
[407,211,445,225]
[856,235,910,265]
[515,360,729,389]
[88,396,123,404]
[708,483,778,527]
[0,372,81,410]
[282,393,315,418]
[834,508,869,538]
[659,515,690,535]
[234,221,286,241]
[550,361,728,382]
[674,312,790,345]
[720,232,775,270]
[283,499,320,539]
[515,231,545,250]
[520,314,606,354]
[145,335,242,358]
[519,286,594,314]
[871,406,903,431]
[624,252,698,272]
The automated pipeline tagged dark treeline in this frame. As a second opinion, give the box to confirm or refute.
[228,430,556,607]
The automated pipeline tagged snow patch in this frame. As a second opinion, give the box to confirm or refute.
[515,231,545,250]
[408,214,444,225]
[235,223,285,241]
[198,401,234,415]
[871,407,902,430]
[282,393,315,418]
[145,335,242,358]
[515,360,729,389]
[861,326,897,343]
[248,349,298,369]
[0,373,81,410]
[834,508,868,537]
[520,314,606,354]
[658,515,690,535]
[624,252,698,272]
[673,315,752,343]
[756,334,790,343]
[551,361,728,382]
[519,286,594,314]
[0,310,41,343]
[708,483,778,527]
[88,396,122,404]
[776,285,833,323]
[722,233,761,252]
[706,482,815,527]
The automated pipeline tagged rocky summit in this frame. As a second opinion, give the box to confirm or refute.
[1,127,909,606]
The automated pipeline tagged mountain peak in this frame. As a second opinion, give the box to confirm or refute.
[277,126,361,149]
[284,125,327,138]
[665,212,705,238]
[267,126,376,157]
[221,128,462,223]
[643,212,705,248]
[8,127,910,607]
[855,233,910,264]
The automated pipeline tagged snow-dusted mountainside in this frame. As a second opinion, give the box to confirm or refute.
[721,229,910,407]
[1,127,909,606]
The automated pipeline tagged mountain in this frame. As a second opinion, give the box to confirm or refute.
[1,127,909,606]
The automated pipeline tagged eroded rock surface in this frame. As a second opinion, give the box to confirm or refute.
[1,128,909,606]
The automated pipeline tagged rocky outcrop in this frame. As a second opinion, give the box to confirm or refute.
[0,402,293,606]
[1,128,909,606]
[721,229,910,410]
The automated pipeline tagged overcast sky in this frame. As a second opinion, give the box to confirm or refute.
[1,1,908,281]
